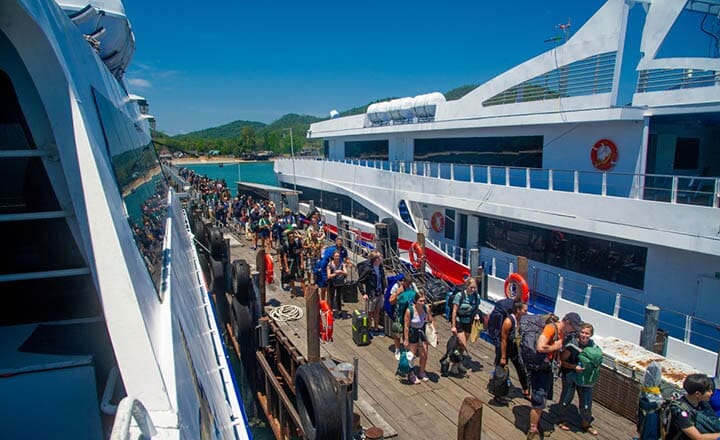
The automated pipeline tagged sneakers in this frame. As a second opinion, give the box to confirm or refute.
[408,373,421,385]
[456,363,468,375]
[394,349,401,361]
[419,372,429,382]
[526,431,541,440]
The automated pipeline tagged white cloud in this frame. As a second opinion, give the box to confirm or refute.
[127,77,152,90]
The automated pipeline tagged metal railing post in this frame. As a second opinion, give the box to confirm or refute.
[526,168,531,188]
[602,172,607,196]
[574,171,579,193]
[505,167,510,186]
[549,169,554,191]
[470,165,475,182]
[671,176,678,204]
[584,284,592,307]
[557,275,564,300]
[613,293,622,317]
[450,163,455,180]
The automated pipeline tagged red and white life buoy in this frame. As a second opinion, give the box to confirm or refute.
[504,273,529,303]
[264,253,274,284]
[591,139,618,171]
[409,242,425,268]
[319,300,334,342]
[430,211,445,233]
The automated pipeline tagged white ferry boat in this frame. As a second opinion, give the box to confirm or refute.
[276,0,720,376]
[0,0,250,438]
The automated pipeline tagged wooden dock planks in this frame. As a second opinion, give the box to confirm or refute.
[228,236,639,439]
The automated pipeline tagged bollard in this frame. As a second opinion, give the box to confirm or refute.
[306,286,321,363]
[640,304,660,352]
[365,427,383,440]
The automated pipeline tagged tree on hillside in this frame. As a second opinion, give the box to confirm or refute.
[241,126,257,150]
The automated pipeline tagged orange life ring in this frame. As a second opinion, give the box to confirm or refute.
[430,211,445,233]
[591,139,618,171]
[319,300,334,342]
[264,253,274,284]
[504,273,529,303]
[409,242,425,268]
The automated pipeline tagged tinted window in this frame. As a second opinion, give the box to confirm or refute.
[345,140,389,160]
[414,136,543,167]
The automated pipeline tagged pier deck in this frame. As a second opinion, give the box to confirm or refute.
[227,233,639,439]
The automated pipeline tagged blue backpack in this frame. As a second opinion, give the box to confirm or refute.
[313,247,335,287]
[383,274,405,319]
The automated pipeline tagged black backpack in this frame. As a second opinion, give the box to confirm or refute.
[486,298,515,345]
[488,365,510,398]
[519,314,557,371]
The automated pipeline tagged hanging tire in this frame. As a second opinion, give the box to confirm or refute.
[211,258,230,326]
[230,297,255,381]
[193,219,208,249]
[197,251,211,289]
[294,363,342,440]
[207,226,224,260]
[231,259,252,305]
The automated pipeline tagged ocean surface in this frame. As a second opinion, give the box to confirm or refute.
[184,161,277,195]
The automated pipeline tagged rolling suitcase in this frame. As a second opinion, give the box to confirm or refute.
[352,309,371,346]
[342,280,359,303]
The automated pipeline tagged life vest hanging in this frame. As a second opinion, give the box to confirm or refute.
[319,300,334,342]
[504,273,529,303]
[430,211,445,233]
[264,253,274,284]
[409,242,425,268]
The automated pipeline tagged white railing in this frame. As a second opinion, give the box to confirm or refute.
[109,397,157,440]
[294,158,720,208]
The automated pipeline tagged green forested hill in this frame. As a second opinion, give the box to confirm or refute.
[158,84,478,156]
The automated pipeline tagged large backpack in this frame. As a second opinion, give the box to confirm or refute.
[575,344,603,386]
[487,365,510,399]
[486,298,515,345]
[383,274,405,319]
[519,314,557,371]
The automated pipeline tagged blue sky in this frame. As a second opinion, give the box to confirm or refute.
[122,1,706,135]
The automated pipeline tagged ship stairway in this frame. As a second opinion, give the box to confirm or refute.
[0,140,99,326]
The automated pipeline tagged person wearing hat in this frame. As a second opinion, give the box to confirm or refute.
[526,312,583,440]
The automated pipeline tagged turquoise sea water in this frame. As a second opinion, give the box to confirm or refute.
[184,161,277,195]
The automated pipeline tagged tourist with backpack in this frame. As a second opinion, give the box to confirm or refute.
[403,292,433,384]
[389,276,416,360]
[450,277,483,375]
[664,373,720,440]
[524,312,583,440]
[357,252,387,336]
[491,299,529,400]
[557,323,602,435]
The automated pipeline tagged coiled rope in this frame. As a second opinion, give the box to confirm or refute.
[268,304,304,322]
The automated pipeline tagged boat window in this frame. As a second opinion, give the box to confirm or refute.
[398,200,414,229]
[280,182,378,224]
[478,216,646,289]
[673,138,699,170]
[414,136,543,167]
[345,140,389,160]
[444,209,455,240]
[92,88,168,294]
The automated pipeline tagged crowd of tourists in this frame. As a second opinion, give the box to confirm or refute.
[179,166,720,440]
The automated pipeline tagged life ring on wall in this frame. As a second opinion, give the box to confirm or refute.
[591,139,618,171]
[430,211,445,233]
[319,300,334,342]
[504,273,529,303]
[264,253,274,284]
[409,242,425,268]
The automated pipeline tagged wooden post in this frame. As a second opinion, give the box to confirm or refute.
[640,304,660,351]
[457,397,483,440]
[256,248,267,306]
[517,256,528,281]
[306,286,321,363]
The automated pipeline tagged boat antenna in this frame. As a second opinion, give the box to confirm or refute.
[544,19,571,44]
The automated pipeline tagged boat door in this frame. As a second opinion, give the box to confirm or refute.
[458,213,468,262]
[695,275,720,322]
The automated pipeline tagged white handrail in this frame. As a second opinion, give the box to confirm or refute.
[109,397,158,439]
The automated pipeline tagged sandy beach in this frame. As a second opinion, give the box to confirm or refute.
[171,155,276,166]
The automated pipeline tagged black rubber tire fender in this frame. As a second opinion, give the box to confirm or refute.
[193,219,208,249]
[207,226,224,260]
[231,259,252,305]
[230,298,255,380]
[294,362,342,440]
[210,258,230,326]
[197,251,211,290]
